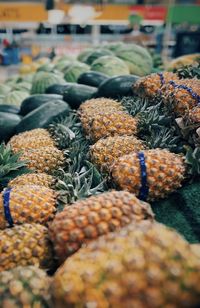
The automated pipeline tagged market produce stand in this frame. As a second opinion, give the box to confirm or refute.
[0,41,200,307]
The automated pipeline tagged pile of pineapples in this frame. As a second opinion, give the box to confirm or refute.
[0,68,200,308]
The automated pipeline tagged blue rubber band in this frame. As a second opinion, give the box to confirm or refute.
[138,152,149,201]
[158,73,165,86]
[3,188,14,227]
[169,81,200,105]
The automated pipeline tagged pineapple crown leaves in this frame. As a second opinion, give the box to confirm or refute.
[144,126,184,154]
[48,112,78,150]
[0,143,31,189]
[120,96,150,117]
[185,146,200,178]
[49,111,89,152]
[175,61,200,79]
[55,162,107,210]
[137,103,172,135]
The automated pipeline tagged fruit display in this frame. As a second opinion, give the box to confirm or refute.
[52,221,200,308]
[49,190,154,262]
[90,135,146,172]
[111,149,185,201]
[0,42,199,306]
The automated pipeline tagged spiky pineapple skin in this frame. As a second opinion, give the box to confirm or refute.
[8,128,53,153]
[111,149,186,201]
[88,111,138,142]
[49,190,154,262]
[78,98,125,135]
[0,185,56,229]
[52,221,200,308]
[9,133,55,153]
[162,78,200,116]
[0,223,53,271]
[133,72,178,98]
[8,173,55,188]
[0,266,52,308]
[90,135,146,172]
[10,128,50,139]
[78,98,124,116]
[19,146,65,174]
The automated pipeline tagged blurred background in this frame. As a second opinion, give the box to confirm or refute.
[0,0,199,76]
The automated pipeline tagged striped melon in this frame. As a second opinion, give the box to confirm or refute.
[64,62,90,82]
[4,91,29,106]
[115,43,153,76]
[12,82,32,92]
[54,60,72,72]
[91,56,130,76]
[31,72,66,94]
[0,84,11,95]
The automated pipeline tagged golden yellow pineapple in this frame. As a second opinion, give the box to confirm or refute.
[191,244,200,258]
[167,53,200,70]
[0,185,56,229]
[49,190,154,262]
[111,149,185,201]
[9,128,51,140]
[133,72,179,99]
[78,98,125,134]
[88,111,138,142]
[162,78,200,116]
[0,266,52,308]
[0,223,53,272]
[52,221,200,308]
[8,128,55,153]
[19,146,65,174]
[8,173,55,188]
[90,135,146,172]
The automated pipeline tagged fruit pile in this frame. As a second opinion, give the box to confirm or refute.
[0,43,200,307]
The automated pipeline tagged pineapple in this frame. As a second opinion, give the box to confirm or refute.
[0,266,52,308]
[8,173,55,188]
[167,53,200,71]
[162,78,200,116]
[0,143,30,191]
[111,149,186,201]
[0,223,53,271]
[90,135,146,172]
[133,72,179,99]
[49,190,154,262]
[9,115,79,153]
[78,98,125,134]
[19,146,65,174]
[8,129,55,153]
[88,111,138,142]
[191,244,200,258]
[0,185,56,229]
[52,221,200,308]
